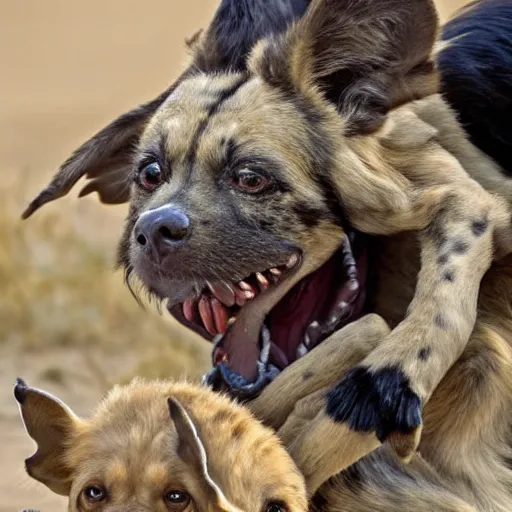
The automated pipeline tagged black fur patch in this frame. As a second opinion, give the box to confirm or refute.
[434,314,447,329]
[437,253,449,265]
[325,366,422,442]
[292,204,326,228]
[14,378,28,404]
[472,218,489,237]
[426,208,448,248]
[185,75,248,173]
[452,239,469,254]
[418,347,432,361]
[443,270,455,282]
[440,0,512,175]
[195,0,310,73]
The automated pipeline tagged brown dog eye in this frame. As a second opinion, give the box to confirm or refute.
[266,502,288,512]
[84,485,107,502]
[164,490,191,510]
[233,168,269,193]
[140,162,163,190]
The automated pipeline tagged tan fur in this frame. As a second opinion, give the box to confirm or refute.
[16,379,307,512]
[18,0,512,510]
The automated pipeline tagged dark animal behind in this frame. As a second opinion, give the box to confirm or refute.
[439,0,512,174]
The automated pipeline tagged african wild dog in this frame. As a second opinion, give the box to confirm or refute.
[21,0,512,509]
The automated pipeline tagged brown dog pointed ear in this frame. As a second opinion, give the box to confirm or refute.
[14,378,81,495]
[168,397,235,507]
[168,397,209,474]
[252,0,439,135]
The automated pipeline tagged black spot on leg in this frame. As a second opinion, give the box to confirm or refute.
[452,239,469,254]
[437,253,449,265]
[443,270,455,282]
[472,218,489,237]
[434,314,447,329]
[302,371,314,381]
[418,347,432,361]
[427,206,449,248]
[429,224,447,248]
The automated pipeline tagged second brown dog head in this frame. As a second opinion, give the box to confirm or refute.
[14,378,306,512]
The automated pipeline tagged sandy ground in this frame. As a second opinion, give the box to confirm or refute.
[0,1,470,510]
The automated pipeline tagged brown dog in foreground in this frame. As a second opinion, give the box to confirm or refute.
[19,0,512,509]
[15,320,478,511]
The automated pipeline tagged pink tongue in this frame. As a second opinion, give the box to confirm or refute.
[268,257,336,362]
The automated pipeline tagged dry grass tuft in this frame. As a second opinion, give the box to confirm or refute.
[0,173,209,383]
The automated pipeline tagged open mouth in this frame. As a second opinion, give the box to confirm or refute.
[169,232,368,396]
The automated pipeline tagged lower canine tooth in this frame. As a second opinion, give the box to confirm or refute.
[296,343,308,359]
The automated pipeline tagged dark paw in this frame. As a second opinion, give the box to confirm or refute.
[325,366,422,442]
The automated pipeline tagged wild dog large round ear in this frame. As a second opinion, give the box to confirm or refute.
[13,378,81,496]
[251,0,440,136]
[20,83,179,220]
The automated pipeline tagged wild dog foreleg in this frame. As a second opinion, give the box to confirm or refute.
[248,315,390,495]
[325,188,509,464]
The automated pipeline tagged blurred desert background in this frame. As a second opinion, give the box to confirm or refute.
[0,1,471,510]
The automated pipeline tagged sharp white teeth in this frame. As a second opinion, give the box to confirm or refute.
[304,332,311,347]
[238,280,252,291]
[227,316,236,327]
[286,254,299,269]
[309,321,319,329]
[296,343,308,359]
[256,272,269,288]
[270,267,281,276]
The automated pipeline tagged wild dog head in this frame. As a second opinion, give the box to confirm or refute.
[14,378,306,512]
[22,0,440,395]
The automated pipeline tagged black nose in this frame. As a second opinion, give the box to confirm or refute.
[134,205,190,254]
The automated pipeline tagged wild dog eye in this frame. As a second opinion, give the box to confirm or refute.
[231,168,269,194]
[164,490,191,510]
[83,485,107,502]
[266,502,288,512]
[139,161,163,191]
